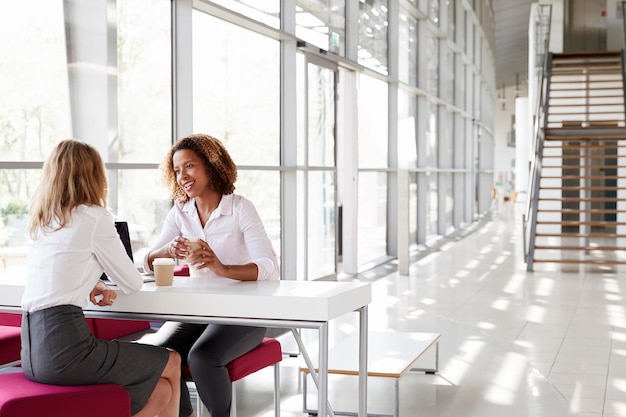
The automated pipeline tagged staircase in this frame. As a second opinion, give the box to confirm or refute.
[527,50,626,269]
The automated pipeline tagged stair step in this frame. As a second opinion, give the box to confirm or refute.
[541,176,622,180]
[535,246,626,251]
[541,165,621,169]
[532,259,626,265]
[550,72,623,78]
[550,94,624,100]
[548,111,624,117]
[543,154,624,159]
[550,85,624,92]
[548,103,624,108]
[536,221,626,226]
[536,233,626,238]
[538,197,626,202]
[540,186,626,190]
[539,209,623,213]
[543,144,626,149]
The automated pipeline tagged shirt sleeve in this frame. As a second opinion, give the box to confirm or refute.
[92,212,143,294]
[239,198,280,281]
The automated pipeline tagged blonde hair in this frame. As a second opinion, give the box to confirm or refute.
[161,134,237,203]
[28,139,108,239]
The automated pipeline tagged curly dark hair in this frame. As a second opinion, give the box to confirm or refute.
[161,134,237,203]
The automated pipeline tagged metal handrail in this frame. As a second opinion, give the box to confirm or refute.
[622,2,626,51]
[523,4,552,270]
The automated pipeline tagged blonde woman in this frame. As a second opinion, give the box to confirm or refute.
[22,139,181,417]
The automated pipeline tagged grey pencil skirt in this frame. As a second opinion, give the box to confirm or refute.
[21,305,170,415]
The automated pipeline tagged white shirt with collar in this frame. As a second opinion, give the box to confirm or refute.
[22,205,144,312]
[144,194,279,281]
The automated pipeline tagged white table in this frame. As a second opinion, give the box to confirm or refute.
[0,276,371,417]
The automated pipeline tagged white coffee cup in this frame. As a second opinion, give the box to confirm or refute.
[185,237,202,277]
[153,257,175,286]
[186,237,202,258]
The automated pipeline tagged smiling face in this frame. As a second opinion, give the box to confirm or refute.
[172,149,212,199]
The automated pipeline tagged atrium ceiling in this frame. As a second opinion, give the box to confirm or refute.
[493,0,535,89]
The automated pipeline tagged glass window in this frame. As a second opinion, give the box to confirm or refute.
[457,8,466,52]
[441,172,453,234]
[426,31,439,96]
[358,74,388,168]
[209,0,280,28]
[0,170,42,270]
[426,172,438,241]
[296,0,345,55]
[357,73,388,267]
[308,64,336,167]
[115,169,171,263]
[0,1,70,163]
[447,0,456,39]
[357,172,388,266]
[398,90,418,168]
[297,54,307,166]
[444,47,454,103]
[0,2,66,270]
[429,0,440,24]
[398,91,418,246]
[358,0,388,74]
[192,11,280,166]
[308,171,336,278]
[306,60,336,278]
[236,170,281,259]
[409,172,418,246]
[399,11,418,86]
[117,0,172,163]
[426,102,438,168]
[297,171,306,279]
[114,0,172,255]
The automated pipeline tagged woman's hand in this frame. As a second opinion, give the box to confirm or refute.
[188,238,225,274]
[89,281,117,306]
[167,236,190,260]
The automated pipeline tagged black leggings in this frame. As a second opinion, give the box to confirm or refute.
[149,321,266,417]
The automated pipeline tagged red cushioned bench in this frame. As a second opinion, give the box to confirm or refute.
[0,325,21,368]
[186,337,282,417]
[0,371,130,417]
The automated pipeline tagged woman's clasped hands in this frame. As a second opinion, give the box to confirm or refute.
[168,236,223,273]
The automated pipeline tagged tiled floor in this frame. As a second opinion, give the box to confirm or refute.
[231,202,626,417]
[5,202,626,417]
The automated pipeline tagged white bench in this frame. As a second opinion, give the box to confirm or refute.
[300,330,440,417]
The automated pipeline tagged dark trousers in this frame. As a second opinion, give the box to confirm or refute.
[149,321,266,417]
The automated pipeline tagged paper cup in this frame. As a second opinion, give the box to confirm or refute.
[185,237,202,277]
[186,237,202,258]
[153,257,175,286]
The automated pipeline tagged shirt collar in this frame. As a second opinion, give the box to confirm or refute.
[181,194,233,217]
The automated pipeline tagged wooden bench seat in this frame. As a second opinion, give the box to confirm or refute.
[300,331,440,417]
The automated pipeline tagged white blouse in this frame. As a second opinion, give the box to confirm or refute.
[144,194,279,281]
[22,205,143,312]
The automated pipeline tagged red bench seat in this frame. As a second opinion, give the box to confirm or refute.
[0,371,130,417]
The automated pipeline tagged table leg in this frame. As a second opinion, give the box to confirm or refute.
[358,305,368,417]
[290,328,335,416]
[319,322,328,417]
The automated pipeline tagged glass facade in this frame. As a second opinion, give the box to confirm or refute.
[358,0,389,74]
[296,0,346,55]
[0,0,496,278]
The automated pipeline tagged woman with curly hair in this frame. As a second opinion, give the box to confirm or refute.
[23,139,181,417]
[143,133,279,417]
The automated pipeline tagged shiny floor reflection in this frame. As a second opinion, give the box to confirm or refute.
[225,203,624,417]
